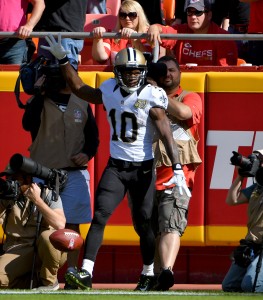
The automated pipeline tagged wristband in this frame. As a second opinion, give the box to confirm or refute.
[172,163,182,171]
[58,56,69,65]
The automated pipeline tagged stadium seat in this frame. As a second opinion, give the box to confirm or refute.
[237,58,247,66]
[81,14,118,65]
[106,0,121,16]
[163,0,176,24]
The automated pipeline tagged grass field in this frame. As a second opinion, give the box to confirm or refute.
[2,290,263,300]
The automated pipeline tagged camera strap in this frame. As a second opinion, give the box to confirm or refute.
[252,244,263,292]
[14,73,27,109]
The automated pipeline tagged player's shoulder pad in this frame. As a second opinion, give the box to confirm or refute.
[146,84,168,108]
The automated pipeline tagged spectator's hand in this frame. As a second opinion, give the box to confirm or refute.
[93,27,106,38]
[147,25,162,48]
[41,33,70,60]
[120,28,137,40]
[163,169,192,197]
[17,25,33,39]
[71,153,89,166]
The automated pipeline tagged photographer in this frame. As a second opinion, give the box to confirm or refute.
[0,166,67,290]
[149,56,202,291]
[222,149,263,293]
[22,60,99,289]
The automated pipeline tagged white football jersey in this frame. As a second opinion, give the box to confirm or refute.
[99,79,168,162]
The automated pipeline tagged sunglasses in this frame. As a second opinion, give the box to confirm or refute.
[186,9,208,17]
[119,11,138,20]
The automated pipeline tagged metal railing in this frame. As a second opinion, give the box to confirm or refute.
[0,32,263,41]
[1,31,262,63]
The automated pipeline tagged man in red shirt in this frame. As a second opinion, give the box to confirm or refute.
[240,0,263,65]
[147,0,238,66]
[151,56,202,290]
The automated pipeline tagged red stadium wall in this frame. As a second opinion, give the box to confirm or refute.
[1,65,263,284]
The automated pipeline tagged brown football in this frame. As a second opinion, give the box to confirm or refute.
[49,229,84,252]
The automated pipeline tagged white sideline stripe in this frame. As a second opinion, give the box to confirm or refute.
[0,290,221,295]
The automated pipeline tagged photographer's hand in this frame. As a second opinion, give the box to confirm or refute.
[24,183,42,205]
[163,169,192,197]
[40,33,70,60]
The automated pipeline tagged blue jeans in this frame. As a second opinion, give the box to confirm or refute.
[38,37,84,68]
[0,38,27,64]
[222,254,263,293]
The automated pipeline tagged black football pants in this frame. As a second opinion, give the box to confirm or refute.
[83,157,156,266]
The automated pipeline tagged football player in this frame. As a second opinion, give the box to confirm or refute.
[41,34,191,291]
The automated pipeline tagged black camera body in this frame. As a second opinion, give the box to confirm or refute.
[147,62,168,83]
[230,151,263,186]
[0,178,20,200]
[230,151,260,177]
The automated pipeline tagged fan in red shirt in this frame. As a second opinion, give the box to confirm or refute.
[147,0,238,66]
[91,0,152,65]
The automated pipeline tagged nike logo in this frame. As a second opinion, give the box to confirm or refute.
[143,169,151,174]
[79,273,89,279]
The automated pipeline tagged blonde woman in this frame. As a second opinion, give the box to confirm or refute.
[92,0,152,64]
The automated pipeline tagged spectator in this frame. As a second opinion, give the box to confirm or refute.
[36,0,88,65]
[147,0,238,66]
[222,149,263,293]
[87,0,107,14]
[92,0,152,64]
[41,35,191,291]
[0,0,45,64]
[240,0,263,66]
[0,166,67,289]
[136,0,165,25]
[150,56,202,291]
[221,0,250,61]
[174,0,228,26]
[22,61,99,290]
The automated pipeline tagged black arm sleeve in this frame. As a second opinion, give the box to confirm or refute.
[83,104,100,160]
[22,95,44,141]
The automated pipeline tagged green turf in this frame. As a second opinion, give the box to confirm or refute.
[1,290,263,300]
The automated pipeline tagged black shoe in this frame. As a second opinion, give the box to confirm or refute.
[153,268,175,291]
[134,274,155,291]
[65,268,92,290]
[64,267,79,290]
[64,281,78,290]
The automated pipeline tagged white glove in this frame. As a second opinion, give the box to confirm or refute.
[40,33,70,60]
[163,169,192,197]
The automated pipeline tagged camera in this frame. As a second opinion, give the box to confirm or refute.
[9,153,68,192]
[230,151,260,177]
[34,62,66,95]
[0,178,20,200]
[147,62,167,83]
[230,151,263,185]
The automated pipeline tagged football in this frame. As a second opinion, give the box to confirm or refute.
[49,229,84,252]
